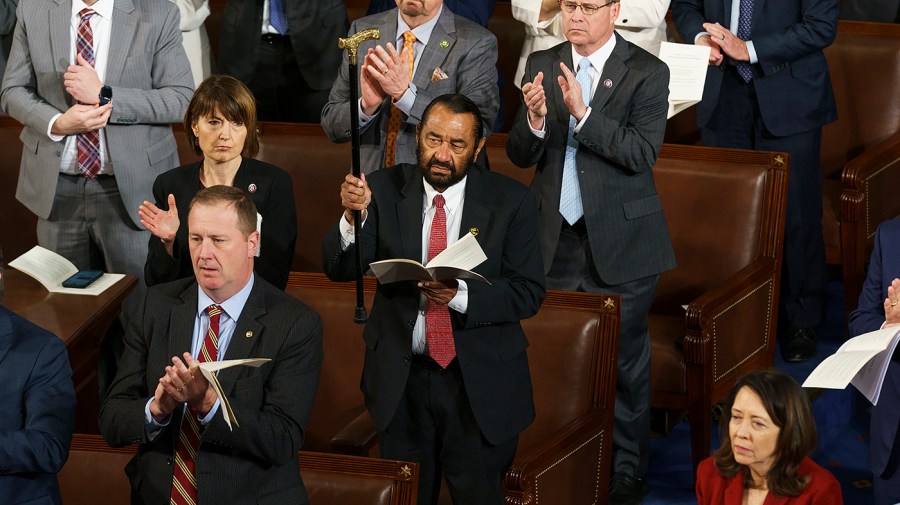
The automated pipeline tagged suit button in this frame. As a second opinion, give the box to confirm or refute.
[404,354,411,364]
[167,457,173,465]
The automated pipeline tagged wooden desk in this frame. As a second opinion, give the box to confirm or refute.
[4,270,137,433]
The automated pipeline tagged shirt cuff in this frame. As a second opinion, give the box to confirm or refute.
[694,32,710,44]
[358,99,379,129]
[144,397,171,441]
[339,212,366,250]
[199,399,220,425]
[48,113,64,141]
[746,41,758,64]
[573,107,592,134]
[528,116,547,138]
[448,280,468,314]
[394,83,417,115]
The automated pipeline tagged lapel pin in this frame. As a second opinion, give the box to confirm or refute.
[440,39,449,48]
[245,330,253,338]
[248,183,257,193]
[469,227,479,237]
[603,79,613,88]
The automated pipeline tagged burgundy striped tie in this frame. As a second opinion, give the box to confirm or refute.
[426,195,456,368]
[75,8,101,178]
[170,305,222,505]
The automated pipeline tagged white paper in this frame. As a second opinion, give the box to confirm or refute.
[802,326,900,405]
[368,232,490,284]
[658,41,710,119]
[8,245,125,296]
[198,358,270,430]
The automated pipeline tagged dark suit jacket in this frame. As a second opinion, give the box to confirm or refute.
[99,277,323,505]
[217,0,347,92]
[321,7,499,174]
[506,35,676,285]
[849,218,900,477]
[696,456,842,504]
[672,0,839,137]
[144,158,297,290]
[366,0,497,27]
[0,305,75,505]
[321,164,545,445]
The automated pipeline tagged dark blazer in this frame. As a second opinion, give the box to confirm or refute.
[321,7,499,175]
[849,218,900,478]
[0,305,75,505]
[321,164,545,445]
[506,35,676,285]
[144,158,297,290]
[696,456,843,504]
[672,0,839,137]
[99,276,323,505]
[365,0,497,27]
[217,0,347,92]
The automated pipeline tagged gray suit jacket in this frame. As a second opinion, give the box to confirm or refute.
[99,276,323,505]
[0,0,193,228]
[506,35,676,285]
[320,6,499,174]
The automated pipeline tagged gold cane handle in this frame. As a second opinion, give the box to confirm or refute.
[338,28,381,65]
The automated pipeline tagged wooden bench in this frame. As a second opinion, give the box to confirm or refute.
[59,433,419,505]
[285,272,621,505]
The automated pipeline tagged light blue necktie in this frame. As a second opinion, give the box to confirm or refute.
[269,0,288,35]
[559,57,593,225]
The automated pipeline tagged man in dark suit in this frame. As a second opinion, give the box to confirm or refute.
[506,2,674,503]
[321,0,499,175]
[100,186,323,505]
[849,218,900,505]
[0,250,76,505]
[366,0,497,27]
[322,94,545,505]
[672,0,840,362]
[840,0,900,22]
[218,0,347,122]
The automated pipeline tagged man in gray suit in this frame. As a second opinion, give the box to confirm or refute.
[321,0,499,175]
[100,186,323,505]
[506,2,674,503]
[1,0,193,391]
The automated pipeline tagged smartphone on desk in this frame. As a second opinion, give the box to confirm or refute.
[62,270,103,288]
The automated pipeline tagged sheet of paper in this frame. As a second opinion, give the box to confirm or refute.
[658,41,710,118]
[850,332,900,404]
[427,233,487,271]
[50,273,126,296]
[802,349,886,389]
[9,245,125,296]
[198,358,270,430]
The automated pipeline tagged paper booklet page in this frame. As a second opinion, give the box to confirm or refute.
[802,326,900,405]
[198,358,271,430]
[368,232,490,284]
[658,41,710,119]
[8,245,125,296]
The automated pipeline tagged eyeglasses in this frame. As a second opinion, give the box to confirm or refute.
[559,0,617,15]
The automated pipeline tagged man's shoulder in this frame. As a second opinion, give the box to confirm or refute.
[253,277,322,324]
[0,305,64,355]
[448,10,496,44]
[349,9,394,30]
[147,277,195,305]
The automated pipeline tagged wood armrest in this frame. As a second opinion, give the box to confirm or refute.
[330,410,378,456]
[681,258,777,365]
[505,409,611,503]
[841,131,900,191]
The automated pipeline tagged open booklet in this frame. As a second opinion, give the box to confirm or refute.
[198,358,271,430]
[9,245,125,296]
[658,41,711,119]
[802,326,900,405]
[368,232,491,285]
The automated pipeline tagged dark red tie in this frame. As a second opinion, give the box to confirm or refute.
[170,305,222,505]
[426,195,456,368]
[75,8,101,178]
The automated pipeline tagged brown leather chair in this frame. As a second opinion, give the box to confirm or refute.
[650,144,789,472]
[0,115,38,260]
[59,433,419,505]
[286,273,622,505]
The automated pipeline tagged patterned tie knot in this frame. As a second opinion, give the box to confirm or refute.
[206,304,223,318]
[79,8,97,21]
[403,30,417,45]
[579,57,592,73]
[433,194,445,210]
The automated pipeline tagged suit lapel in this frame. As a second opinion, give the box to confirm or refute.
[459,169,490,243]
[723,0,732,24]
[553,43,574,132]
[398,169,425,262]
[169,285,198,361]
[413,7,456,89]
[216,278,266,397]
[50,0,71,79]
[106,0,137,86]
[591,34,630,112]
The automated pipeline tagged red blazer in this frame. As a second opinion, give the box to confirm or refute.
[696,456,843,505]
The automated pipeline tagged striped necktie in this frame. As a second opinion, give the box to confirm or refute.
[75,8,101,178]
[170,304,222,505]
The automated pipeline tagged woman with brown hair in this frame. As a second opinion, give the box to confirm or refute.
[696,368,843,505]
[139,75,296,289]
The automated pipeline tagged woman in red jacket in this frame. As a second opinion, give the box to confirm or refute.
[696,369,843,505]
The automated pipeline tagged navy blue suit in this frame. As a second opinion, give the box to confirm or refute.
[849,218,900,505]
[0,305,75,505]
[672,0,839,331]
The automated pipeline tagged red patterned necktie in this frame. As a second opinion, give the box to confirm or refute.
[426,195,456,368]
[170,304,222,505]
[384,31,416,167]
[75,8,101,178]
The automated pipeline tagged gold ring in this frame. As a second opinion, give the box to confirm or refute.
[177,386,185,392]
[382,69,389,75]
[892,302,897,307]
[720,34,725,40]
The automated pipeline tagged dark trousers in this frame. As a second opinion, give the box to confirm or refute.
[378,357,518,505]
[701,68,827,329]
[547,220,659,478]
[248,36,330,123]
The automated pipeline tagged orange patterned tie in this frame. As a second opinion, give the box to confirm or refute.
[170,305,222,505]
[384,31,416,167]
